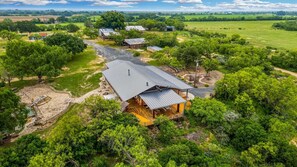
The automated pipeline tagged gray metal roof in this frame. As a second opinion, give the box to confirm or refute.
[103,60,192,101]
[124,38,146,45]
[99,28,119,36]
[147,46,163,52]
[140,89,186,110]
[125,26,145,31]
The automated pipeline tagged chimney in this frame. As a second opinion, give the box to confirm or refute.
[128,69,130,76]
[146,82,149,86]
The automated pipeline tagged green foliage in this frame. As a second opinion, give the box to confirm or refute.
[272,21,297,31]
[44,33,87,55]
[188,98,227,128]
[271,51,297,71]
[47,114,95,162]
[202,58,219,74]
[0,134,46,167]
[165,19,185,30]
[158,144,193,166]
[83,27,98,39]
[28,152,66,167]
[154,116,178,144]
[0,30,21,41]
[0,88,28,141]
[234,93,255,117]
[84,96,121,118]
[98,11,125,30]
[3,40,70,82]
[99,125,158,166]
[137,19,166,31]
[232,121,267,151]
[145,33,178,47]
[240,142,278,166]
[66,23,80,33]
[15,21,40,33]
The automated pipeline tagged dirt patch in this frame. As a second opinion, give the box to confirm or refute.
[16,84,73,138]
[185,129,209,144]
[160,66,224,87]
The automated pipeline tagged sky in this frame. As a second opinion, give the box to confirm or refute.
[0,0,297,12]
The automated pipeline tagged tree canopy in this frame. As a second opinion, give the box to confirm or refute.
[3,40,71,82]
[44,33,87,55]
[0,88,28,142]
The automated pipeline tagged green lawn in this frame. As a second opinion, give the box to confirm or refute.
[51,47,104,97]
[186,21,297,50]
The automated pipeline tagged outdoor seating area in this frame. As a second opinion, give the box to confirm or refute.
[127,98,185,126]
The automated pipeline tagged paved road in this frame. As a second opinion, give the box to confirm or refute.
[84,40,145,65]
[84,40,214,97]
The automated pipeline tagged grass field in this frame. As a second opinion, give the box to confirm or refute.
[186,21,297,50]
[51,47,104,97]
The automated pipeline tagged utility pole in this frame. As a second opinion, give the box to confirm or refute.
[193,59,199,88]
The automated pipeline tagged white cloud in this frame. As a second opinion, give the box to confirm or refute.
[179,0,297,11]
[162,0,176,3]
[178,0,201,3]
[0,0,67,5]
[121,0,157,2]
[71,0,136,7]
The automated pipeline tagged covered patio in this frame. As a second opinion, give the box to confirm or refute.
[127,89,187,126]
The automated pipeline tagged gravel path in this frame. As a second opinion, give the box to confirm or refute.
[84,40,145,65]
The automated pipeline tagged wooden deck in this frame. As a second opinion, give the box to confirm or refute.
[126,99,190,126]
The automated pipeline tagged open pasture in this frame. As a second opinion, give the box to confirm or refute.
[186,20,297,50]
[0,15,58,22]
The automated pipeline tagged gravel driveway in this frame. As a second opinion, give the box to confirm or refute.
[84,40,214,97]
[84,40,145,65]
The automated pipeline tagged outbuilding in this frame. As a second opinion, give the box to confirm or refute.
[124,38,146,49]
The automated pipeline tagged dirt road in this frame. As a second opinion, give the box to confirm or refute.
[274,67,297,78]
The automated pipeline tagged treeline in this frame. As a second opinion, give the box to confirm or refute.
[0,18,81,33]
[271,51,297,71]
[272,21,297,31]
[0,10,102,16]
[186,15,297,22]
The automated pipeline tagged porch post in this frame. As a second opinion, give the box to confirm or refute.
[186,89,189,100]
[152,110,155,118]
[177,104,180,113]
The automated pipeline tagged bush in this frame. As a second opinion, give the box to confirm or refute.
[133,51,140,57]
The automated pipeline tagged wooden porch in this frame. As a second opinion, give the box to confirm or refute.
[126,98,191,126]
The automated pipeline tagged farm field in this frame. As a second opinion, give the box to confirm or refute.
[186,20,297,50]
[0,15,58,22]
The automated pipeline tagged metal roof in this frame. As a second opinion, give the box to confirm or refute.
[146,66,193,90]
[139,89,186,110]
[99,28,119,36]
[124,38,146,45]
[125,26,145,31]
[103,60,192,101]
[147,46,163,52]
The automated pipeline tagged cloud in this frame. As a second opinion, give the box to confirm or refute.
[162,0,176,3]
[179,0,297,11]
[72,0,136,7]
[178,0,201,3]
[0,0,67,5]
[121,0,157,2]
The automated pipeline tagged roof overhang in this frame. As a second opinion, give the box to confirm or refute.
[139,89,186,110]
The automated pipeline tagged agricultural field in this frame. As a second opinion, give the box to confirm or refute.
[186,20,297,50]
[0,15,58,22]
